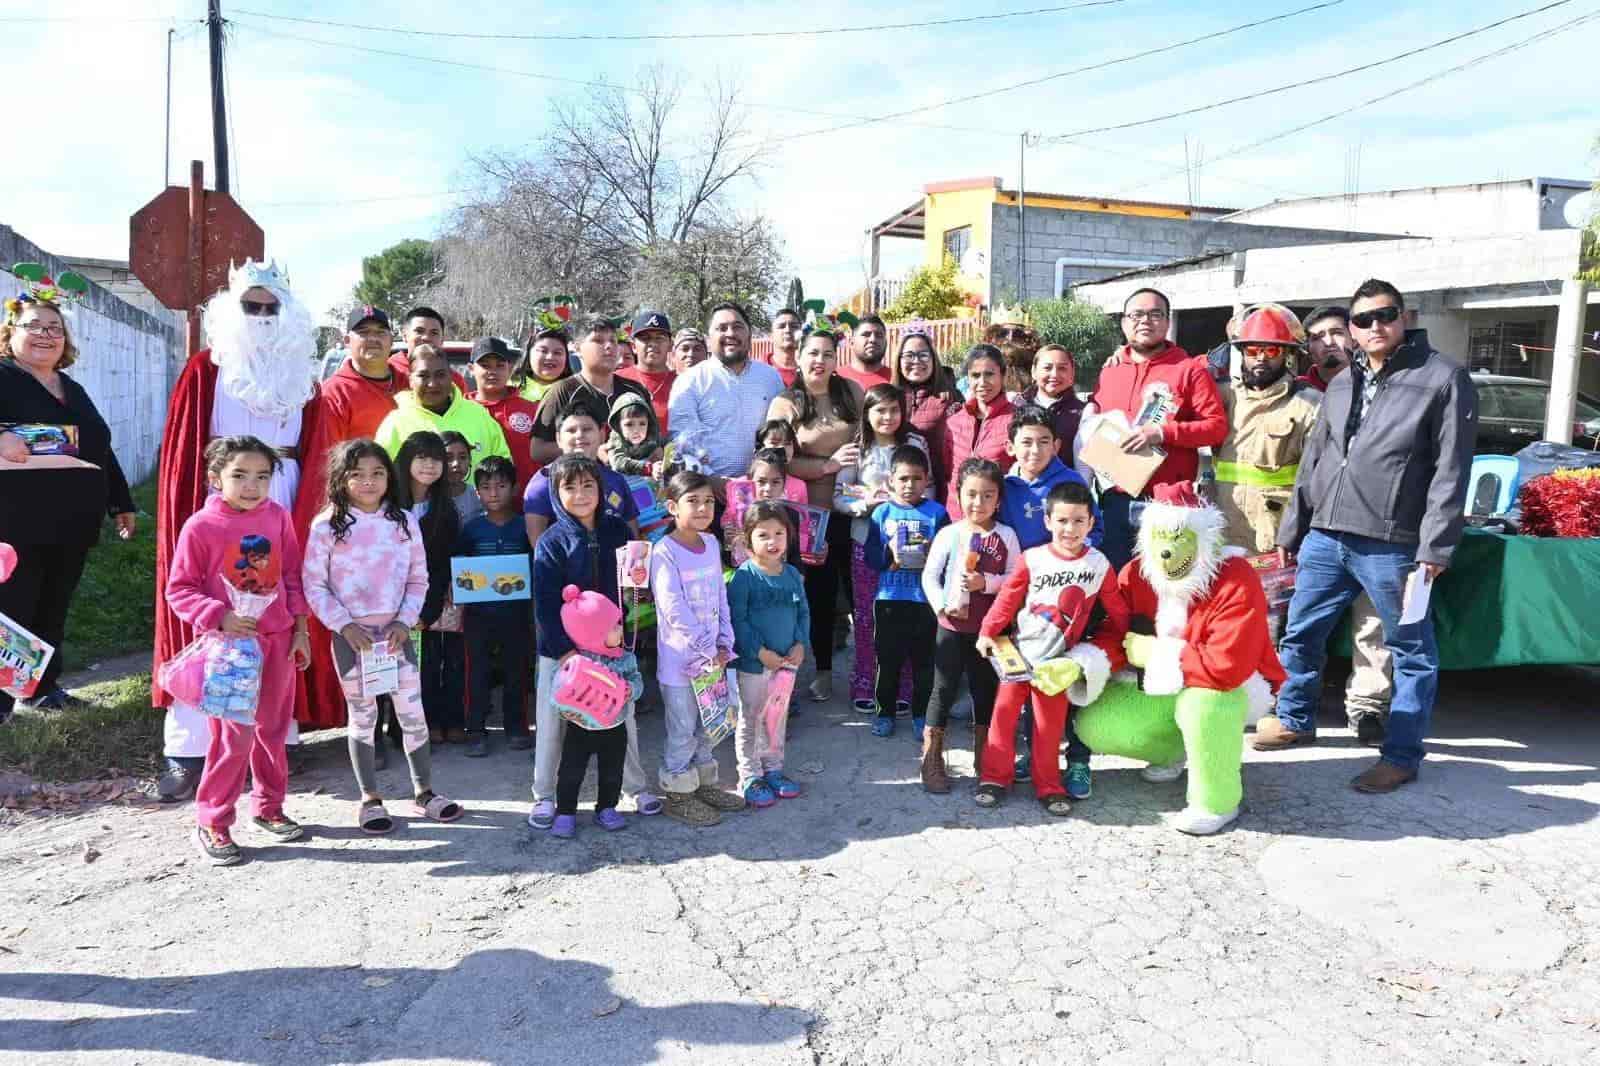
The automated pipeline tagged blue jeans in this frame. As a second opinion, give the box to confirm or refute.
[1275,530,1438,771]
[1098,490,1146,572]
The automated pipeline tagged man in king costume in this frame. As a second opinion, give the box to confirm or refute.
[1073,483,1285,835]
[153,260,319,801]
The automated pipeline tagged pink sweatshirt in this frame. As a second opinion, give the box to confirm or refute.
[301,506,428,633]
[165,495,307,635]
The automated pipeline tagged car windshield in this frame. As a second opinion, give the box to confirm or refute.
[1483,384,1600,429]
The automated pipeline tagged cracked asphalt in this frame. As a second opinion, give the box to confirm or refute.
[2,659,1598,1066]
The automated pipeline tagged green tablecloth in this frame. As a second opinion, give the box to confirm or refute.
[1332,529,1600,669]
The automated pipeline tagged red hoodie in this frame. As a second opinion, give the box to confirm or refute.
[1090,343,1225,494]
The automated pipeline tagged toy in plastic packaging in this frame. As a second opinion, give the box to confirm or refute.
[617,541,651,590]
[762,666,797,750]
[723,479,759,565]
[945,531,984,620]
[156,584,277,725]
[1245,553,1297,644]
[890,518,930,571]
[0,609,54,701]
[691,665,737,747]
[552,654,629,730]
[984,634,1032,684]
[788,503,830,566]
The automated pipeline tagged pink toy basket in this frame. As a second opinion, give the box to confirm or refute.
[551,655,628,731]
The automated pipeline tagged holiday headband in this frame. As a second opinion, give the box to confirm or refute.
[988,302,1033,330]
[900,318,934,340]
[799,298,858,338]
[528,294,577,334]
[5,262,89,323]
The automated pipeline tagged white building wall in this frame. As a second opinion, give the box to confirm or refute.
[1221,181,1547,238]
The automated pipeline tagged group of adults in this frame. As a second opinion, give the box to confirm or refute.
[0,255,1474,800]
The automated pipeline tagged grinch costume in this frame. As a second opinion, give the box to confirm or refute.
[1073,483,1285,834]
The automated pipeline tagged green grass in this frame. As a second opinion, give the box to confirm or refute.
[63,479,157,664]
[0,673,162,782]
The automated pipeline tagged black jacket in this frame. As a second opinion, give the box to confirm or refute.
[1277,330,1477,566]
[0,359,134,546]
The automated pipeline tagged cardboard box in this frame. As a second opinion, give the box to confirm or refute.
[1079,418,1165,497]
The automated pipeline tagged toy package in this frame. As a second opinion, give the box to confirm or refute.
[944,531,984,620]
[0,610,55,701]
[0,423,79,456]
[723,479,759,565]
[788,504,831,566]
[691,665,737,747]
[762,666,797,750]
[984,634,1033,684]
[1245,553,1297,644]
[156,585,277,725]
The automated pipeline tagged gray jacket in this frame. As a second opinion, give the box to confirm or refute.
[1277,329,1477,566]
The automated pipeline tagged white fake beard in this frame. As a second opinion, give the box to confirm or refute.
[205,288,318,421]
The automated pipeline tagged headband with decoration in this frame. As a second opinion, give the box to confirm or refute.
[229,258,290,293]
[900,318,934,340]
[528,294,578,334]
[5,262,89,323]
[988,302,1033,330]
[799,299,859,338]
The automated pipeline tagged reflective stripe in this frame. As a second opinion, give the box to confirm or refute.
[1214,461,1298,487]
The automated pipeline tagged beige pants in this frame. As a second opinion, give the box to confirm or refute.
[1344,594,1392,724]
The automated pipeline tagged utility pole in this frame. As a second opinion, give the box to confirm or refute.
[1017,132,1027,305]
[208,0,230,194]
[164,27,174,187]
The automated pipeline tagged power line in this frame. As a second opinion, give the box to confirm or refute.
[230,1,1127,42]
[1042,0,1576,142]
[781,0,1347,142]
[258,189,469,208]
[1110,7,1600,199]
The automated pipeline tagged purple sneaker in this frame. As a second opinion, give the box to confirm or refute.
[550,814,577,839]
[527,799,555,830]
[595,807,627,831]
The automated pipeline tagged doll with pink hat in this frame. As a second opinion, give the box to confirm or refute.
[548,584,644,839]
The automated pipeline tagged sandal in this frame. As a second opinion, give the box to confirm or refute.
[411,792,464,822]
[358,801,394,835]
[974,783,1004,809]
[1039,794,1074,818]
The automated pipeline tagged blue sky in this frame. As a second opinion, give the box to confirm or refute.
[5,0,1596,323]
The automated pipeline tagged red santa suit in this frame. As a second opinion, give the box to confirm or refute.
[291,358,409,728]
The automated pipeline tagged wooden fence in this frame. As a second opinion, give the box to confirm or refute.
[751,314,986,367]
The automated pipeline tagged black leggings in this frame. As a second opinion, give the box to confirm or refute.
[873,601,936,719]
[0,541,89,715]
[802,516,853,671]
[926,627,999,730]
[556,720,626,815]
[421,630,466,732]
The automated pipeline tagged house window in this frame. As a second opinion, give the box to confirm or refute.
[1468,321,1542,375]
[942,226,971,266]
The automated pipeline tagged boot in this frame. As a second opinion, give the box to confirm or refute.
[920,726,949,794]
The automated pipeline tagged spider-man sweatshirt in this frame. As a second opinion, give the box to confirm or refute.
[980,541,1130,706]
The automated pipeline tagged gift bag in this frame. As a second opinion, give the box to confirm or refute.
[157,585,277,725]
[762,666,797,751]
[691,665,737,747]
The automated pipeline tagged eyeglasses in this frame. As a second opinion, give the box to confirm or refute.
[899,350,933,362]
[1124,309,1169,323]
[241,298,280,317]
[1350,306,1402,329]
[16,322,65,338]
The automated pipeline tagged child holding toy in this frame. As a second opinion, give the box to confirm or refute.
[651,470,746,826]
[918,457,1020,793]
[862,445,947,740]
[456,455,534,757]
[166,436,310,866]
[974,480,1128,816]
[303,439,464,835]
[728,501,810,807]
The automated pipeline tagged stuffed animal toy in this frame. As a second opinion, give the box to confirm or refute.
[1073,483,1286,834]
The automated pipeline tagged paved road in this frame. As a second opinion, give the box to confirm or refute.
[2,661,1598,1065]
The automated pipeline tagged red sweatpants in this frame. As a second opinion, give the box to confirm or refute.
[980,681,1069,799]
[195,629,295,831]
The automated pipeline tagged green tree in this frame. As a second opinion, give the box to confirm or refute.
[1025,296,1122,387]
[353,239,440,314]
[883,255,966,322]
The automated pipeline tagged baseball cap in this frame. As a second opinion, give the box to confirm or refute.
[471,336,514,363]
[347,305,392,332]
[631,309,671,337]
[672,327,704,346]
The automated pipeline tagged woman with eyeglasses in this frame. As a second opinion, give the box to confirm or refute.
[890,325,961,499]
[0,281,135,719]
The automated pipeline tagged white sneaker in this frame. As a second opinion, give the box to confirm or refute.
[1167,805,1238,836]
[1140,759,1187,783]
[808,675,832,702]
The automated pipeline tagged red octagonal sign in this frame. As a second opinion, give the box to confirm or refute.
[130,186,264,311]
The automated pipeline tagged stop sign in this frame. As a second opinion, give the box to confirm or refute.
[130,185,264,311]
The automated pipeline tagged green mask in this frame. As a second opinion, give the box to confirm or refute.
[1147,525,1200,582]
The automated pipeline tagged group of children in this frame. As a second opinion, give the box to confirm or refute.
[165,367,1131,865]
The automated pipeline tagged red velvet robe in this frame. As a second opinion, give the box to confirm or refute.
[291,359,410,728]
[1117,555,1286,694]
[152,349,317,708]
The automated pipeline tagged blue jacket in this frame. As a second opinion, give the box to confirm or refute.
[997,456,1102,551]
[728,561,811,675]
[531,486,631,659]
[863,498,947,602]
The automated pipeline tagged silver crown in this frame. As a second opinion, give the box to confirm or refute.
[229,258,289,291]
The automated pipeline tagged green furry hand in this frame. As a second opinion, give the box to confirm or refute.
[1124,633,1155,669]
[1033,658,1082,697]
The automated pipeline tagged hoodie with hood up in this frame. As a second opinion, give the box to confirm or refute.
[531,472,631,661]
[602,391,664,477]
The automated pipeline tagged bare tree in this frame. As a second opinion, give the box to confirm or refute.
[627,213,787,331]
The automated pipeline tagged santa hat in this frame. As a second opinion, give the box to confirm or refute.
[560,584,623,658]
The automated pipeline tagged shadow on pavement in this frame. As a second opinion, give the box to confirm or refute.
[0,948,810,1064]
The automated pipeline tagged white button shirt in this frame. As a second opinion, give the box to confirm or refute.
[666,356,785,477]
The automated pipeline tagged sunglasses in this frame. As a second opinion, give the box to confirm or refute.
[992,326,1032,340]
[241,298,280,317]
[1350,306,1402,329]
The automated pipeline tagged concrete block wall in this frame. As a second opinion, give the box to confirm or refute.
[1,226,184,485]
[988,204,1390,301]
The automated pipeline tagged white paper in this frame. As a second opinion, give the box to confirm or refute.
[1399,567,1433,626]
[360,640,400,698]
